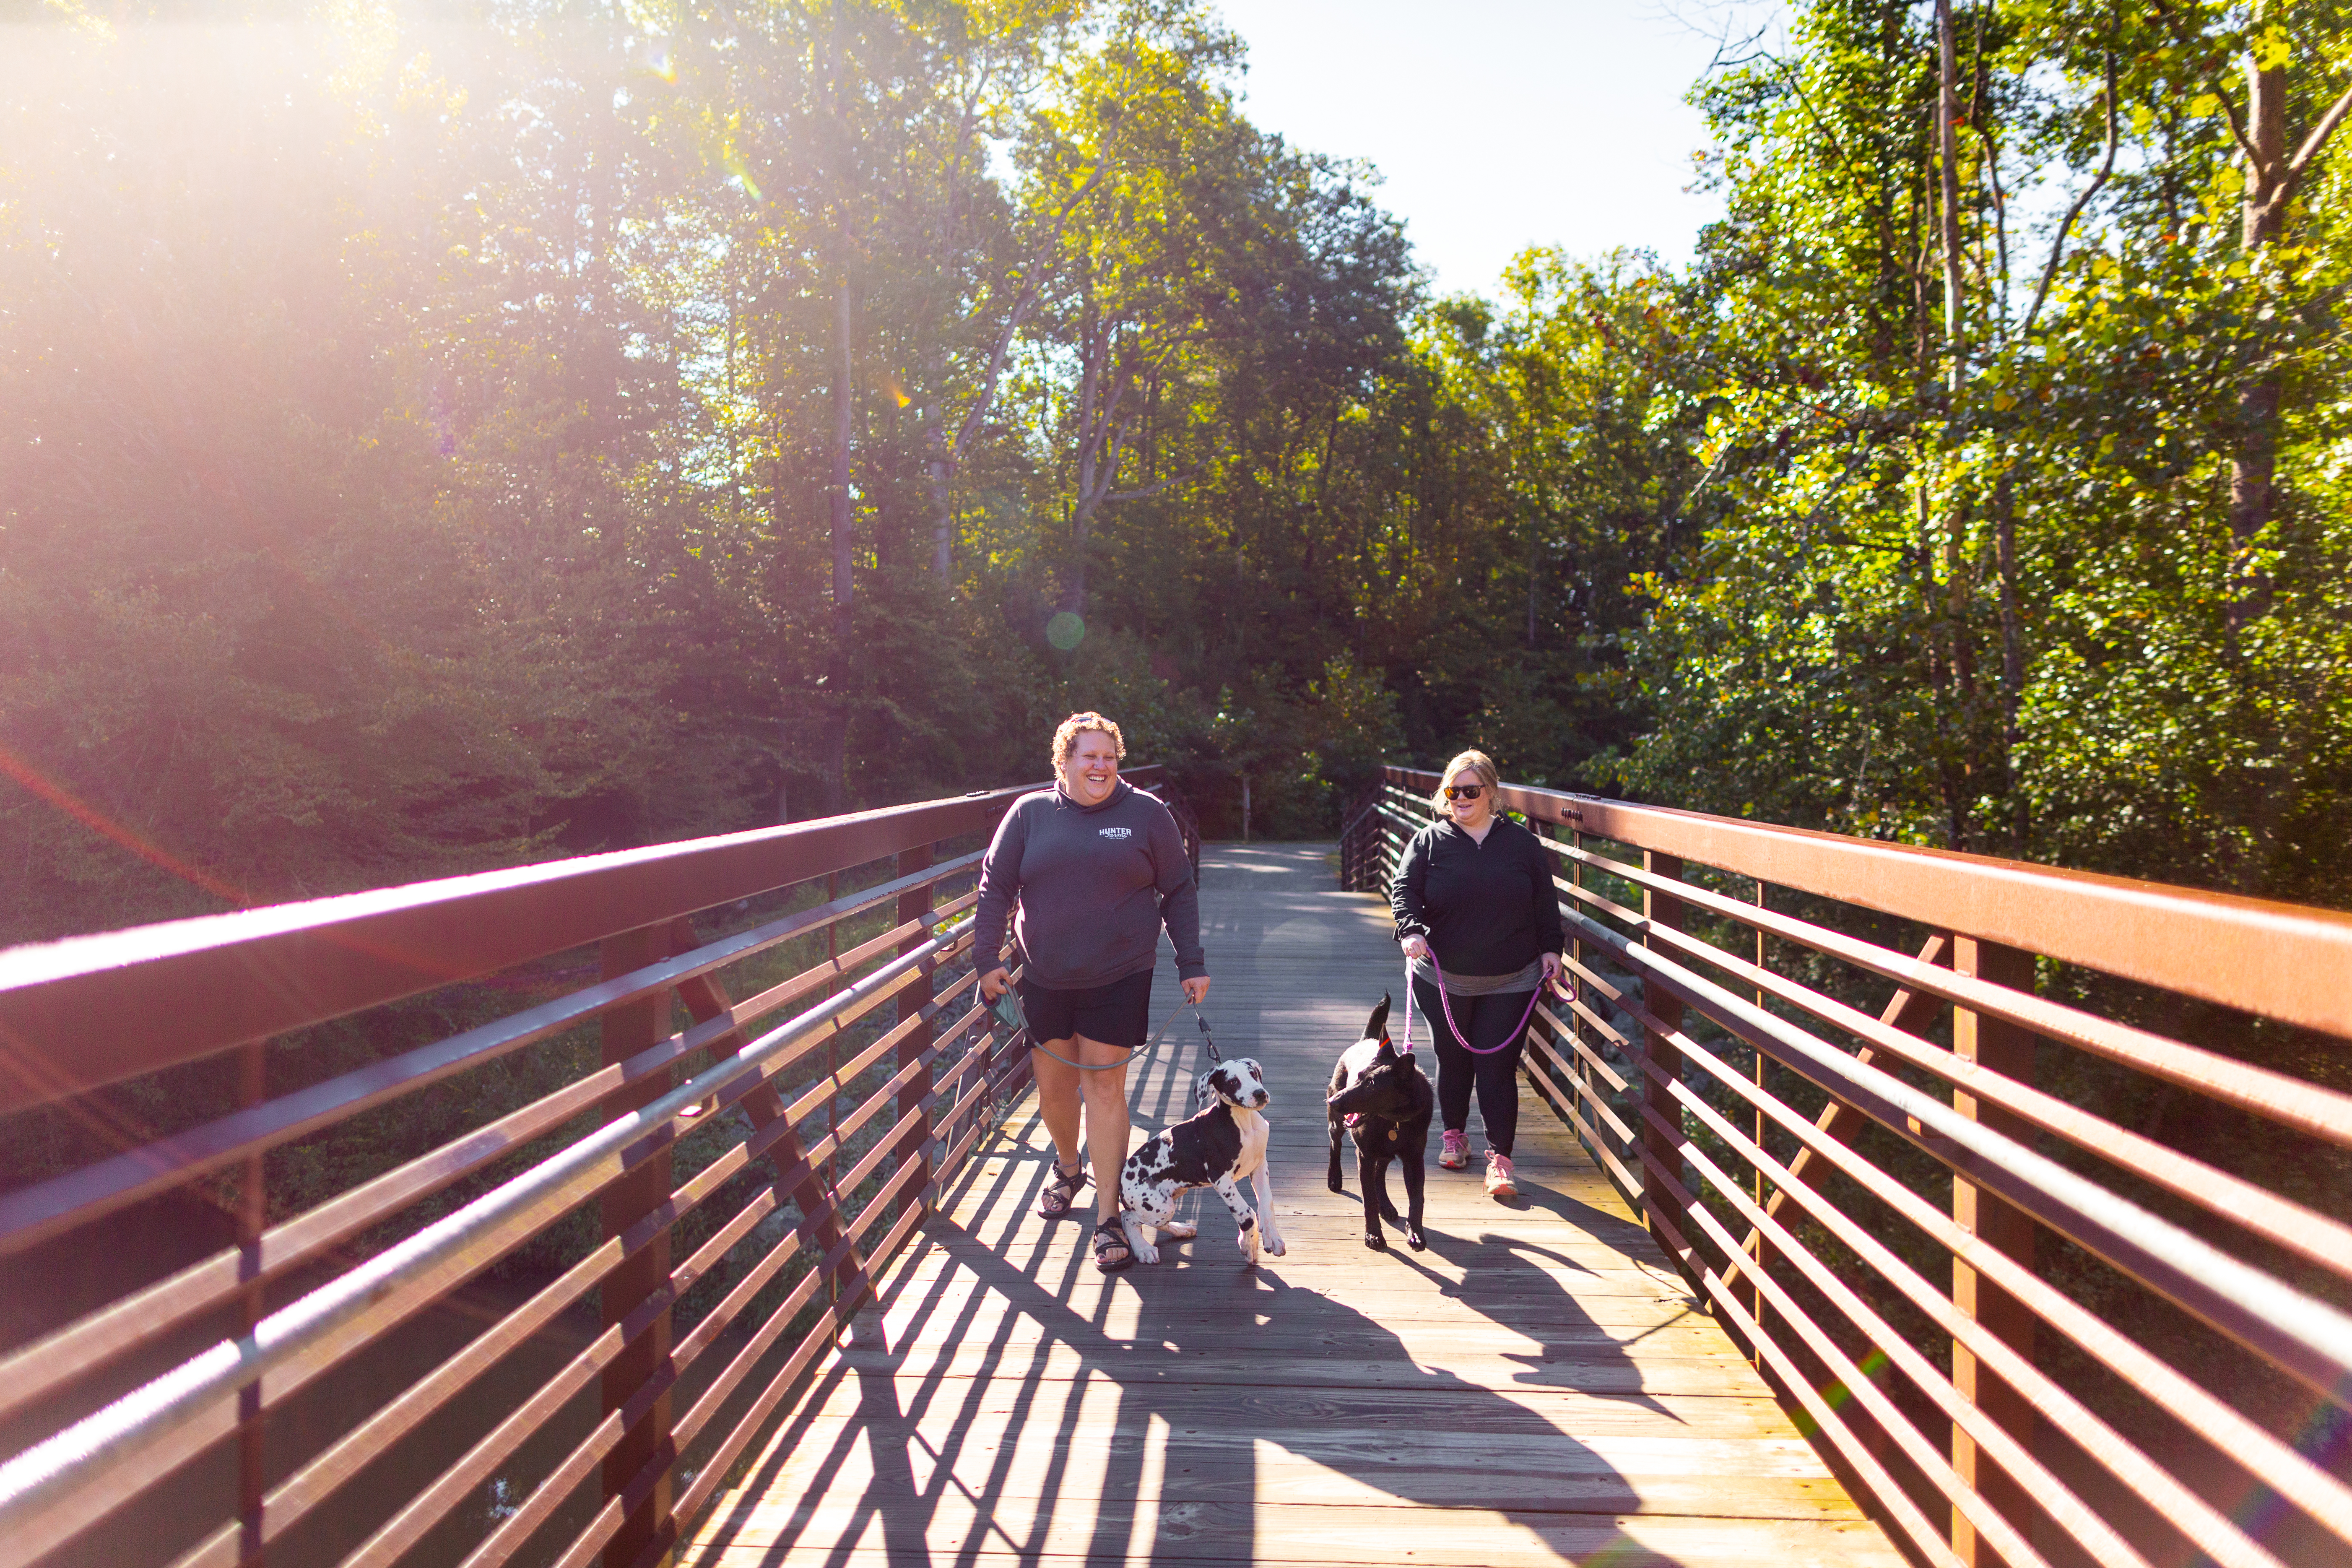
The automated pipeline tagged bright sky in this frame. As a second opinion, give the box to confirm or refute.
[1216,0,1786,296]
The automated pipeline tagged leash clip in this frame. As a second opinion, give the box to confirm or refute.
[1192,1006,1220,1063]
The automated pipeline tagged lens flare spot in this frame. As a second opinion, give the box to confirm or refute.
[1045,611,1085,650]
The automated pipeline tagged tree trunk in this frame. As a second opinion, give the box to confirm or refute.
[2228,53,2287,620]
[927,344,954,580]
[1993,468,2027,850]
[1936,0,1966,393]
[823,279,856,813]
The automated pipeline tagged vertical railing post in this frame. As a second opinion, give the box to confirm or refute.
[1641,850,1687,1261]
[598,923,675,1568]
[235,1040,268,1567]
[1570,827,1587,1118]
[1950,934,2038,1567]
[1747,880,1770,1360]
[896,841,937,1216]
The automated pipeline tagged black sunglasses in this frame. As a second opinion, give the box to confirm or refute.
[1442,784,1484,801]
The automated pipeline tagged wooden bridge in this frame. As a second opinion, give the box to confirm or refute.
[1,767,2349,1568]
[678,842,1897,1567]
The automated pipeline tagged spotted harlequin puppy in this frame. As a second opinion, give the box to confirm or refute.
[1326,996,1433,1251]
[1118,1058,1285,1266]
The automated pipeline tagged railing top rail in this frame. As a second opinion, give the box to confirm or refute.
[0,771,1144,1112]
[1380,764,2352,1039]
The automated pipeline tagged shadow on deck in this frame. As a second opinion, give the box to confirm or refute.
[680,843,1903,1567]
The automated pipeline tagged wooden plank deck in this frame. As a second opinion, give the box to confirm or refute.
[682,843,1904,1567]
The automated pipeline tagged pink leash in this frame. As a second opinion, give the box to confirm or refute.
[1400,952,1561,1056]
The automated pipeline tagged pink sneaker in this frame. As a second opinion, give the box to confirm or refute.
[1484,1150,1518,1199]
[1439,1129,1468,1169]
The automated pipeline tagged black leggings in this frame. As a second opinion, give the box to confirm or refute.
[1413,977,1533,1157]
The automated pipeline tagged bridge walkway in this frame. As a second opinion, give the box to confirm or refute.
[679,843,1904,1567]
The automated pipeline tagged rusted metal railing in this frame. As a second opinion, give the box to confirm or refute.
[0,774,1186,1568]
[1354,765,2352,1568]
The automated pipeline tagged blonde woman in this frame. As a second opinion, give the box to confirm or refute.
[973,713,1211,1272]
[1388,749,1564,1198]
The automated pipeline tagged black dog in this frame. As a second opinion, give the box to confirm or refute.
[1325,996,1432,1251]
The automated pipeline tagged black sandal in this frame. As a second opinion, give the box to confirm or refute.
[1037,1158,1086,1219]
[1092,1217,1134,1273]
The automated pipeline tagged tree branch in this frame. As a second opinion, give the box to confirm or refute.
[944,161,1110,459]
[2022,50,2117,341]
[2280,77,2352,201]
[1107,454,1210,503]
[2150,0,2264,166]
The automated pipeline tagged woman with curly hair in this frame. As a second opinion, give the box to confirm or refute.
[973,712,1210,1271]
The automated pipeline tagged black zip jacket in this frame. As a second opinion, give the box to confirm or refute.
[1388,815,1565,977]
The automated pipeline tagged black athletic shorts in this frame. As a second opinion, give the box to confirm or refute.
[1019,968,1155,1051]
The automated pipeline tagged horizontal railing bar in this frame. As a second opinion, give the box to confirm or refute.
[613,1148,940,1568]
[655,1183,931,1568]
[1549,837,2352,1153]
[1640,1146,2068,1568]
[1641,1201,1967,1568]
[607,1038,993,1485]
[0,920,971,1565]
[1533,998,1630,1093]
[221,1009,943,1568]
[1660,1065,2290,1568]
[0,760,1097,1108]
[1569,902,2352,1409]
[1551,864,2352,1283]
[0,856,981,1259]
[1665,991,2352,1550]
[459,900,992,1568]
[546,1498,623,1568]
[1387,764,2352,1040]
[202,1236,624,1566]
[515,1489,624,1568]
[607,1120,939,1533]
[0,908,958,1423]
[1524,1027,1636,1145]
[339,1311,619,1568]
[662,1131,930,1468]
[456,1411,622,1568]
[1523,1055,1641,1199]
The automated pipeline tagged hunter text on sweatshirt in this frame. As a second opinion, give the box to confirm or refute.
[972,780,1206,991]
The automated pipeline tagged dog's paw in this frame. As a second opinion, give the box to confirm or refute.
[1264,1235,1286,1258]
[1326,1176,1345,1194]
[1132,1241,1161,1264]
[1364,1230,1387,1251]
[1406,1230,1427,1252]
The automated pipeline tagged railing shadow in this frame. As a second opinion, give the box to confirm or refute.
[690,1146,1689,1566]
[675,840,1881,1567]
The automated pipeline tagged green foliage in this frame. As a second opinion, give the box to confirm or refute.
[5,0,2345,955]
[1614,0,2352,910]
[0,0,1694,947]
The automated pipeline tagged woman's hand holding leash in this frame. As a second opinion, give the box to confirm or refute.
[1182,975,1211,1006]
[1400,934,1430,962]
[980,966,1010,1002]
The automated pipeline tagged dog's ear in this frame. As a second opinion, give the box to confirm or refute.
[1364,994,1391,1045]
[1207,1065,1240,1103]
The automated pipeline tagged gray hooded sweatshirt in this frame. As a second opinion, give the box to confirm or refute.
[972,781,1206,991]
